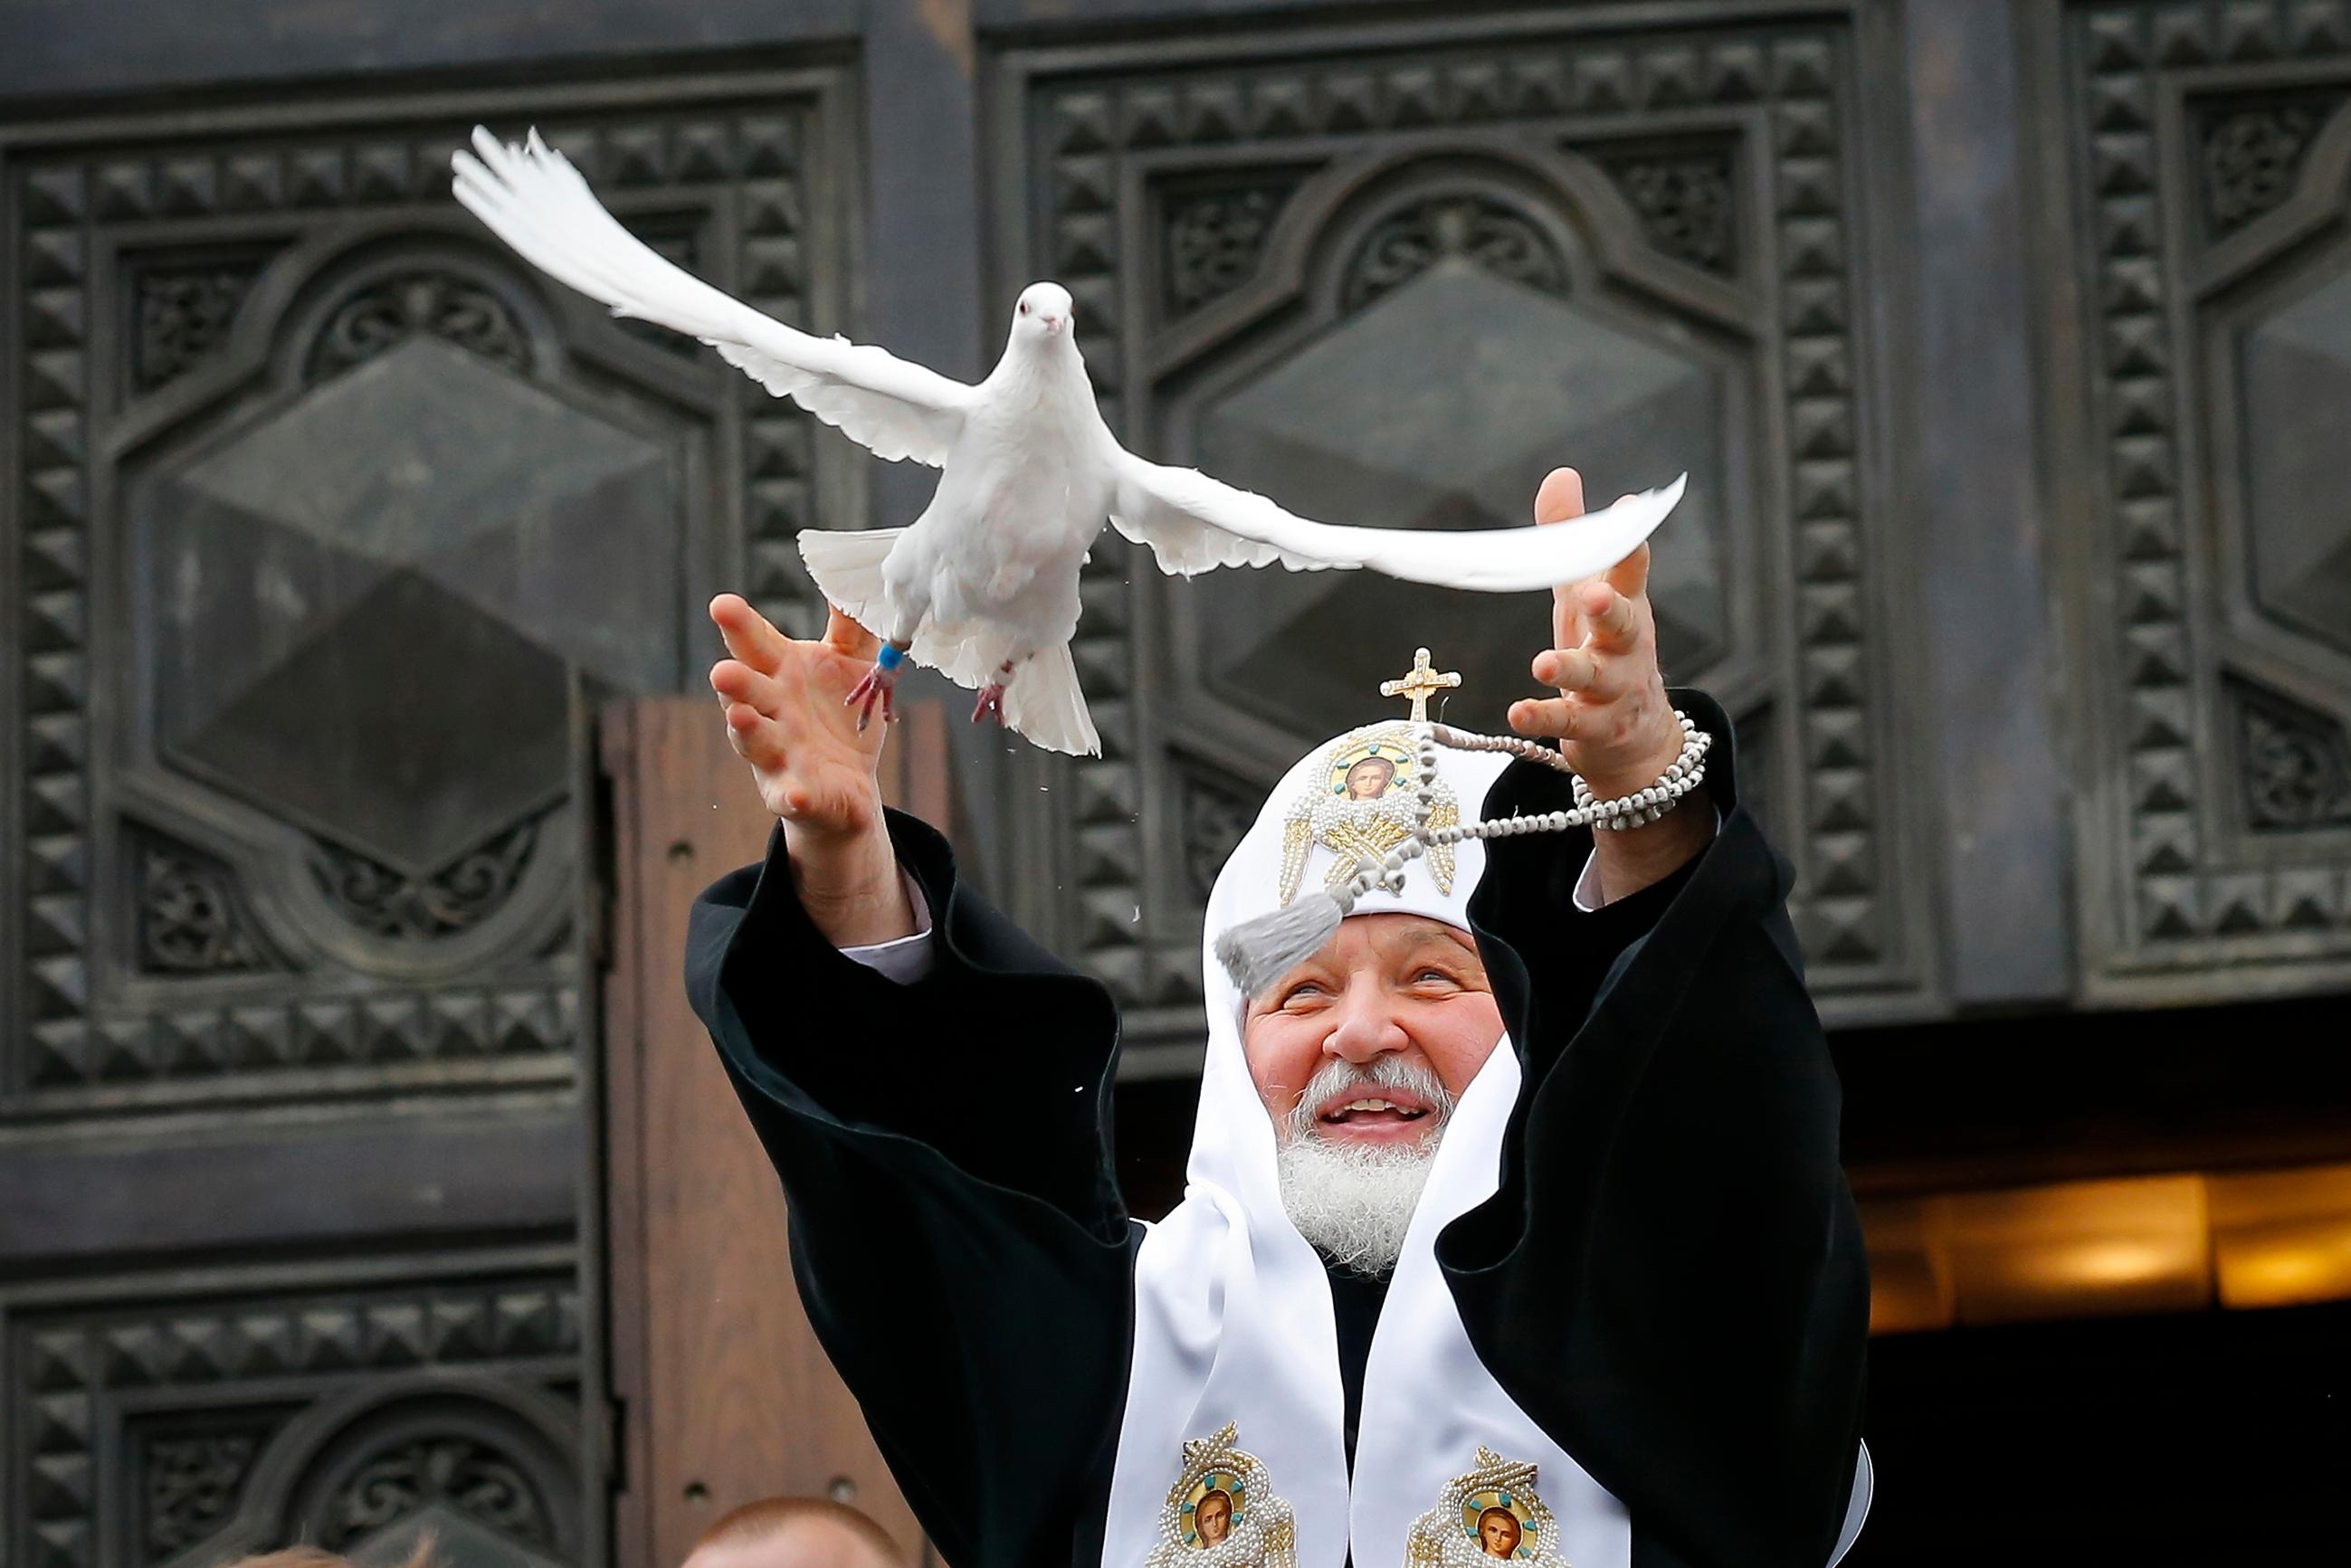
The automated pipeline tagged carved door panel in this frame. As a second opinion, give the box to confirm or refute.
[2033,2,2351,1003]
[1,67,862,1568]
[987,9,1932,1062]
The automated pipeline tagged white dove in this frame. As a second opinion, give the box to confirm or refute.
[452,127,1687,756]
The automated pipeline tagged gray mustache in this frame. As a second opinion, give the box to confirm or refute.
[1283,1054,1458,1143]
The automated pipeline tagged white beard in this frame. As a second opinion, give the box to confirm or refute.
[1273,1056,1457,1278]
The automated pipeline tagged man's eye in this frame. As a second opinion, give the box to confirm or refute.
[1279,981,1326,1005]
[1412,967,1461,987]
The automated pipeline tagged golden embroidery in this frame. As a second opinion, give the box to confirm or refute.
[1276,721,1459,908]
[1403,1448,1568,1567]
[1145,1421,1297,1567]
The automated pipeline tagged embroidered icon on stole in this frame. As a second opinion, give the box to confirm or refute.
[1277,720,1461,908]
[1403,1448,1569,1566]
[1145,1421,1297,1566]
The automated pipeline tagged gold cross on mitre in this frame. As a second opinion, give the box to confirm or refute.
[1380,647,1461,721]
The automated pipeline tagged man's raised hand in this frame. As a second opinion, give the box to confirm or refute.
[1505,467,1685,803]
[709,594,890,839]
[1505,467,1710,903]
[709,594,919,946]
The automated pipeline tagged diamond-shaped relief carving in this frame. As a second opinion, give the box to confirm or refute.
[2223,3,2285,57]
[2097,69,2153,128]
[2138,872,2201,936]
[2093,130,2157,195]
[286,149,348,207]
[2102,194,2161,256]
[2132,811,2198,875]
[2212,871,2271,933]
[29,956,87,1022]
[2128,688,2193,751]
[157,159,218,217]
[2152,7,2215,65]
[1192,261,1730,738]
[1784,278,1846,335]
[31,1520,90,1568]
[25,166,88,223]
[1804,710,1868,770]
[2273,867,2346,927]
[1080,889,1146,952]
[1803,646,1863,708]
[30,1393,90,1455]
[1799,895,1878,964]
[2241,263,2351,655]
[152,336,675,877]
[2126,625,2190,688]
[24,985,569,1088]
[223,153,285,212]
[2118,496,2181,560]
[2131,751,2196,813]
[30,1453,92,1516]
[2295,1,2351,52]
[12,96,833,1096]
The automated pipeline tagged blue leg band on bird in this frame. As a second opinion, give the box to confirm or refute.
[878,643,906,670]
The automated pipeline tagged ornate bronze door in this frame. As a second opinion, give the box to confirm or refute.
[2,60,869,1568]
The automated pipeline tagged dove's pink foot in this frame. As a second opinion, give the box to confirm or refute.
[969,660,1015,727]
[846,644,909,732]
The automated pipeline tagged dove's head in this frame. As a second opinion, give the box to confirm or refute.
[1012,281,1076,346]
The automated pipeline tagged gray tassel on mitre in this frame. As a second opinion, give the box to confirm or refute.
[1215,888,1351,1001]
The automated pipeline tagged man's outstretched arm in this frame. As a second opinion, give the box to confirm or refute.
[685,837,1137,1565]
[690,594,1138,1566]
[1442,470,1867,1568]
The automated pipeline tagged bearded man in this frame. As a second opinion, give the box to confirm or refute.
[686,469,1870,1568]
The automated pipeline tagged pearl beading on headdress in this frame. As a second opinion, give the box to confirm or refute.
[1214,712,1714,998]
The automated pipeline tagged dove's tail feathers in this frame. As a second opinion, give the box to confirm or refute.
[1002,642,1101,758]
[795,527,905,634]
[795,526,1098,755]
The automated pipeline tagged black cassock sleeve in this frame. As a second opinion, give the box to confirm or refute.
[1442,689,1870,1568]
[684,811,1138,1568]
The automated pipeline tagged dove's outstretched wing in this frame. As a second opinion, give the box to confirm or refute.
[453,128,971,466]
[1110,452,1686,592]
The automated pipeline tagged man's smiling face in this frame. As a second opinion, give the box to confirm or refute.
[1241,912,1503,1146]
[1242,912,1504,1273]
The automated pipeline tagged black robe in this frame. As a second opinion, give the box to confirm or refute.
[685,690,1869,1568]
